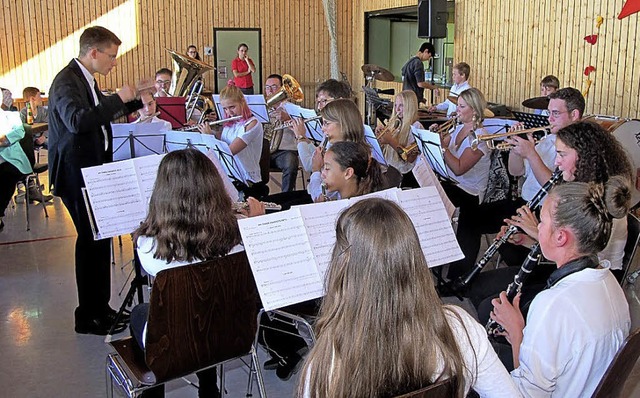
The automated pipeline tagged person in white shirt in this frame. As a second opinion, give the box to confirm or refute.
[491,176,631,398]
[430,87,492,280]
[134,89,172,131]
[199,82,266,198]
[429,62,472,117]
[376,90,422,184]
[130,149,264,398]
[533,75,559,116]
[299,198,520,398]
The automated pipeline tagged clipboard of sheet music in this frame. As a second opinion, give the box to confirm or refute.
[237,186,463,311]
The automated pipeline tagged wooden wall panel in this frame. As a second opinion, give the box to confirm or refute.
[0,0,346,110]
[2,1,639,119]
[350,1,640,119]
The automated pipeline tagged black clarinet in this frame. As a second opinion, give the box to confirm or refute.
[485,243,542,337]
[451,169,562,293]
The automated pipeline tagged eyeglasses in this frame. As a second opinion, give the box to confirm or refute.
[316,97,335,106]
[265,85,280,91]
[97,48,117,61]
[548,110,568,118]
[156,80,171,86]
[322,119,336,127]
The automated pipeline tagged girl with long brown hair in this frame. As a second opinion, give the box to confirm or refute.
[299,198,519,398]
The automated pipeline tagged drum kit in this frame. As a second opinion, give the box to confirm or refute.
[361,64,395,127]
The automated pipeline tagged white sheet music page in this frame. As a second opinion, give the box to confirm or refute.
[237,209,324,311]
[412,154,456,219]
[396,187,464,267]
[132,154,165,207]
[295,200,349,281]
[81,160,147,239]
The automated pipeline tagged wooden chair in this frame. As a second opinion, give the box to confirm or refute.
[105,251,266,398]
[393,377,456,398]
[591,328,640,398]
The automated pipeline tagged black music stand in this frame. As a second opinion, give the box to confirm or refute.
[111,123,166,161]
[412,128,455,184]
[283,103,324,144]
[512,111,549,129]
[363,86,393,127]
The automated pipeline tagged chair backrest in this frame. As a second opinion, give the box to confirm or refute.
[591,328,640,398]
[620,213,640,283]
[259,137,271,183]
[393,377,456,398]
[144,251,258,382]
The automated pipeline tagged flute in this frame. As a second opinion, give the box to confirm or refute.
[135,112,160,123]
[232,201,281,212]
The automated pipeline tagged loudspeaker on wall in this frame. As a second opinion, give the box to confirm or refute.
[418,0,448,39]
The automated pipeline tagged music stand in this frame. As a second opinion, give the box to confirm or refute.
[411,126,455,183]
[164,130,210,153]
[512,111,549,129]
[111,123,166,161]
[363,124,387,166]
[155,97,187,128]
[283,103,324,144]
[363,86,392,128]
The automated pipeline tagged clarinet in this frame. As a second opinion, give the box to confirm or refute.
[451,168,563,293]
[486,243,542,337]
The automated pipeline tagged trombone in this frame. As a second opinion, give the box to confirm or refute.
[471,125,552,150]
[179,115,243,132]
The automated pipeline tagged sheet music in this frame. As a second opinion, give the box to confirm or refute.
[412,126,449,179]
[364,124,388,166]
[283,103,324,142]
[132,154,165,206]
[396,187,464,267]
[81,160,146,239]
[237,209,325,311]
[412,154,456,219]
[295,200,349,280]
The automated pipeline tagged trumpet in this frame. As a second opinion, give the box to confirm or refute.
[179,115,243,132]
[134,112,160,123]
[436,117,458,136]
[272,115,323,132]
[471,125,552,150]
[397,143,419,162]
[376,116,402,140]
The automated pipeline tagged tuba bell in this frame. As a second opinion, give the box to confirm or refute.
[265,74,305,153]
[167,49,216,124]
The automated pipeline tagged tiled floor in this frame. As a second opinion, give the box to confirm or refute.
[1,153,640,397]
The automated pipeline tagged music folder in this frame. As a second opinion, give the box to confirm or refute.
[238,187,463,310]
[155,97,187,128]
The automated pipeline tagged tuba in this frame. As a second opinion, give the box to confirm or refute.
[167,49,216,124]
[265,74,304,153]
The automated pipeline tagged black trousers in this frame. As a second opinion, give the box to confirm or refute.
[60,194,112,319]
[0,162,24,217]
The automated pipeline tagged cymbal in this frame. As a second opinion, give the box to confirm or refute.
[522,96,550,110]
[361,64,395,82]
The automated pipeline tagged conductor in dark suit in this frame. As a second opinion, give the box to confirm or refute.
[48,26,142,335]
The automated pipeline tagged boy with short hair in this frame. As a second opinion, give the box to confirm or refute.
[535,75,560,115]
[20,87,48,148]
[429,62,472,116]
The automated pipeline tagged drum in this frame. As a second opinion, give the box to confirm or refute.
[590,114,628,133]
[610,119,640,207]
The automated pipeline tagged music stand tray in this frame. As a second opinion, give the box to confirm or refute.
[513,111,549,129]
[155,97,187,128]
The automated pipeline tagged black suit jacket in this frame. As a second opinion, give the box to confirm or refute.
[48,59,141,199]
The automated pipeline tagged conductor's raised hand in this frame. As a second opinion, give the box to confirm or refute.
[117,84,136,103]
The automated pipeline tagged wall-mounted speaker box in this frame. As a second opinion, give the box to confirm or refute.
[418,0,448,39]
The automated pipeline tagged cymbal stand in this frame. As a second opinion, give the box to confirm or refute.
[364,72,377,129]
